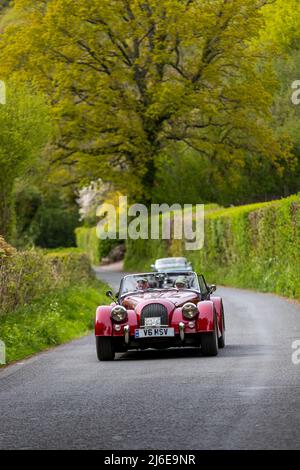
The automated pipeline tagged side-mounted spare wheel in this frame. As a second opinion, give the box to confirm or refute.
[96,337,115,361]
[201,316,219,357]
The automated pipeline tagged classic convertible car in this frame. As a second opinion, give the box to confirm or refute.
[95,271,225,361]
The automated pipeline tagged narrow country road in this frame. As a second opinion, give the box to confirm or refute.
[0,266,300,450]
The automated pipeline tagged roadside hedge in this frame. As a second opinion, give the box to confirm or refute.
[0,245,109,365]
[75,226,120,265]
[75,226,100,265]
[124,195,300,300]
[0,235,16,257]
[0,249,92,314]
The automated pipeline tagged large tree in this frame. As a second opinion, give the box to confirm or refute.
[0,0,291,202]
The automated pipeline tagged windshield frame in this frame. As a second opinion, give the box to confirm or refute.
[119,271,201,300]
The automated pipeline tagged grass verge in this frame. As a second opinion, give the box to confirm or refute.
[0,280,108,366]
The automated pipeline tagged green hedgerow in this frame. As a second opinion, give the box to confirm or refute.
[124,195,300,301]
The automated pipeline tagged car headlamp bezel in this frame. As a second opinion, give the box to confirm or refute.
[182,302,198,320]
[111,305,127,323]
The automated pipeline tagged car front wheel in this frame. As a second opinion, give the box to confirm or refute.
[218,311,226,349]
[96,337,115,361]
[201,317,219,357]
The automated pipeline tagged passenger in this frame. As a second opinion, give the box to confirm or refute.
[137,278,149,290]
[175,276,188,289]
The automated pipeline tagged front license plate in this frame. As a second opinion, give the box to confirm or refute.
[135,328,175,338]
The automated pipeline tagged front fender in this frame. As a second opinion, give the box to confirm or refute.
[95,307,139,337]
[171,302,216,334]
[211,296,224,334]
[197,301,216,333]
[127,310,139,336]
[95,306,113,336]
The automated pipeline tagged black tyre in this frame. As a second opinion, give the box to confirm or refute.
[218,311,226,349]
[201,316,219,357]
[96,337,115,361]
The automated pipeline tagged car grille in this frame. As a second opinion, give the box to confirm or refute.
[140,303,168,327]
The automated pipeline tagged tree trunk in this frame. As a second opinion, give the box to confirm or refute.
[141,155,156,205]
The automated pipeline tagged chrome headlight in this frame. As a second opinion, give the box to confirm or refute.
[111,305,127,323]
[182,303,198,320]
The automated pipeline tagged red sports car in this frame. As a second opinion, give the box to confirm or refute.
[95,271,225,361]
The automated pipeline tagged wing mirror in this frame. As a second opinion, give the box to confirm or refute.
[106,290,118,302]
[209,285,217,294]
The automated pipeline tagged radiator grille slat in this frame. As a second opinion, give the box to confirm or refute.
[141,303,168,326]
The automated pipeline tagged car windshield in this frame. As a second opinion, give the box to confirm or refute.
[120,272,200,297]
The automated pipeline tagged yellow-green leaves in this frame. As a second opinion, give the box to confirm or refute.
[0,80,50,236]
[0,0,293,202]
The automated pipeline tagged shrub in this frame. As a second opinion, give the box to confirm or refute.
[14,187,80,249]
[0,244,107,365]
[33,203,79,249]
[75,226,120,264]
[0,249,92,314]
[75,226,101,264]
[0,235,16,258]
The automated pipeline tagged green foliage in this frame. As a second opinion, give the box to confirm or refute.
[0,280,108,364]
[75,226,120,264]
[2,0,300,252]
[262,0,300,52]
[125,237,169,272]
[0,245,105,365]
[154,141,293,206]
[154,144,213,205]
[44,250,92,284]
[0,81,50,238]
[271,51,300,191]
[44,247,85,255]
[75,226,101,265]
[0,235,16,258]
[98,238,121,260]
[0,249,92,313]
[14,185,42,244]
[189,195,300,300]
[125,194,300,301]
[258,1,300,200]
[0,0,291,203]
[32,198,79,249]
[14,185,79,249]
[0,0,10,12]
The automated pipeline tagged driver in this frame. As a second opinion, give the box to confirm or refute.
[137,278,149,290]
[175,276,188,289]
